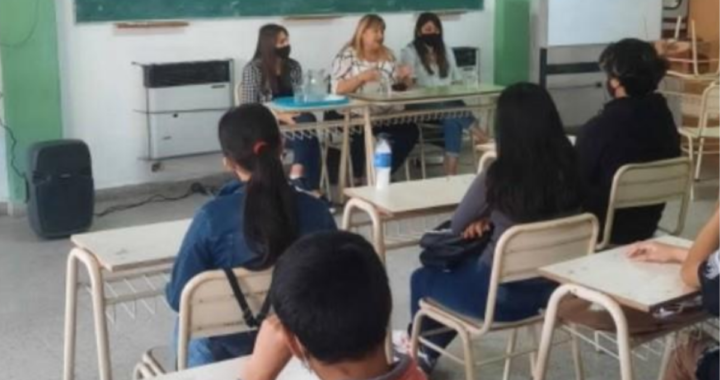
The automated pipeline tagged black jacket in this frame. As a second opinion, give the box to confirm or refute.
[576,94,681,244]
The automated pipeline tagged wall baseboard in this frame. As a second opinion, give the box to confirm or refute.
[0,172,234,217]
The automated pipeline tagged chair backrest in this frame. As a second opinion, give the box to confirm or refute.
[477,151,497,174]
[177,268,273,370]
[698,82,720,134]
[482,213,599,328]
[599,157,692,250]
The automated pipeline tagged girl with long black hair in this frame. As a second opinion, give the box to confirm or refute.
[166,104,336,367]
[407,83,582,372]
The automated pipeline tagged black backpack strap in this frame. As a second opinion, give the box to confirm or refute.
[223,268,272,329]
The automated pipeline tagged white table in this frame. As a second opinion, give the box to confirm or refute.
[342,174,475,261]
[64,219,192,380]
[535,236,705,380]
[147,357,316,380]
[540,235,696,313]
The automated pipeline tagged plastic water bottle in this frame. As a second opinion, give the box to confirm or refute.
[374,135,392,190]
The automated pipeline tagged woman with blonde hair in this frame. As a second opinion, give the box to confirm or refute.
[328,14,419,181]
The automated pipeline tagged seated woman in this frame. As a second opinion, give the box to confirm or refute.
[576,38,680,245]
[329,14,419,181]
[165,104,337,367]
[240,24,322,194]
[401,12,477,175]
[407,83,582,372]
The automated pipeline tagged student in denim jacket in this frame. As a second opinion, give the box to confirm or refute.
[166,104,336,367]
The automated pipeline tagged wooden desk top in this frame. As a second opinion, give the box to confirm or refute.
[71,219,191,272]
[344,175,475,216]
[151,357,316,380]
[348,84,504,105]
[539,236,697,313]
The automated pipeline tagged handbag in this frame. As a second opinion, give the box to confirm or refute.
[419,220,492,271]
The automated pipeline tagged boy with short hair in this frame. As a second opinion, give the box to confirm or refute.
[243,231,426,380]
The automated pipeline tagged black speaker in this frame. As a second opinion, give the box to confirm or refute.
[27,140,94,239]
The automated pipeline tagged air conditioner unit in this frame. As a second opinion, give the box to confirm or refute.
[138,60,233,160]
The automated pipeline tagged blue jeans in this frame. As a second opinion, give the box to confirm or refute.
[410,259,556,359]
[172,320,256,368]
[408,101,476,157]
[283,113,321,191]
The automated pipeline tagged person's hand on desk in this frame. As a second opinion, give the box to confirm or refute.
[627,241,688,264]
[462,220,491,240]
[242,316,293,380]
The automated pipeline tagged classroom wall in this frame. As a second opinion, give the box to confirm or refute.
[0,55,7,202]
[56,3,496,191]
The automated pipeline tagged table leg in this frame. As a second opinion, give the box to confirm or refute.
[63,251,80,380]
[68,248,113,380]
[338,111,351,203]
[534,284,634,380]
[341,198,386,264]
[363,107,375,186]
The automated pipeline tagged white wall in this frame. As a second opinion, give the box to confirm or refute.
[546,0,662,46]
[0,54,8,202]
[56,2,495,190]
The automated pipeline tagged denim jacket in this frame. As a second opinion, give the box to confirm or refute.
[165,180,337,311]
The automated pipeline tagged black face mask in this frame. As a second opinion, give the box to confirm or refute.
[419,34,443,48]
[275,45,291,60]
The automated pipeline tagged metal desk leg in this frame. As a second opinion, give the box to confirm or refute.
[534,284,634,380]
[341,197,391,359]
[64,251,79,380]
[63,248,113,380]
[341,198,386,263]
[363,107,375,186]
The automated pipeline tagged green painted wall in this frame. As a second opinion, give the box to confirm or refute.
[494,0,531,85]
[0,0,63,203]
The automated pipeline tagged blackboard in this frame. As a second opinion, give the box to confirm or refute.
[75,0,483,23]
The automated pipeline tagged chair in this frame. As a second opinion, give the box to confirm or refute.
[133,268,273,379]
[409,213,599,380]
[666,20,720,81]
[597,157,693,251]
[477,151,496,174]
[678,82,720,190]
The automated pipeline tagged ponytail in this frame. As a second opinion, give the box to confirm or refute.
[244,144,298,268]
[218,104,298,268]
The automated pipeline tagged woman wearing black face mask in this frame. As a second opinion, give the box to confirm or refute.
[241,24,324,195]
[400,13,477,175]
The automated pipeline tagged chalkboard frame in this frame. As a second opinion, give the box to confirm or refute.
[75,0,484,23]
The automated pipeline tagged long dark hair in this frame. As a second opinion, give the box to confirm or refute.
[218,104,298,268]
[413,13,449,78]
[486,83,581,223]
[253,24,291,96]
